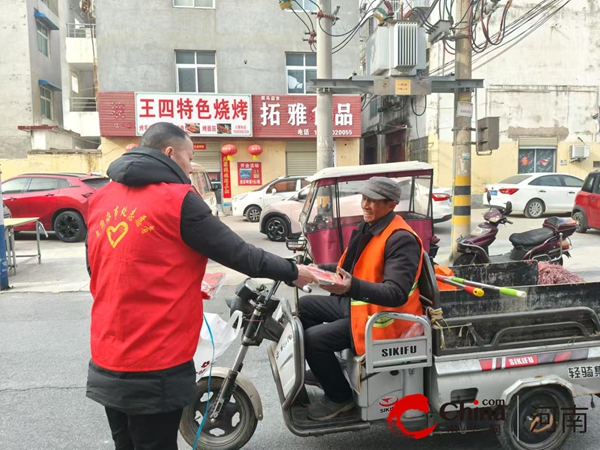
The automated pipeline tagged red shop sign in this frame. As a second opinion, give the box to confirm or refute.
[251,94,361,139]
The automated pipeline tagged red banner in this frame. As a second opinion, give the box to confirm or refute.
[251,94,361,139]
[221,154,232,199]
[193,143,206,150]
[99,92,362,139]
[238,162,262,186]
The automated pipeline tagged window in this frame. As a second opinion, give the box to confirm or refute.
[286,53,316,94]
[289,0,317,11]
[173,0,214,8]
[517,147,556,173]
[581,175,596,193]
[40,86,53,120]
[2,178,30,194]
[271,180,297,193]
[176,51,216,93]
[529,175,562,187]
[561,176,583,188]
[36,21,49,57]
[27,177,60,192]
[499,175,532,184]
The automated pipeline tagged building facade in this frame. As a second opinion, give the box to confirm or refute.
[95,0,362,201]
[0,0,101,180]
[426,0,600,194]
[360,1,600,201]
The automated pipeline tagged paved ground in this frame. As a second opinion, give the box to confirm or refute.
[5,210,600,293]
[2,212,600,449]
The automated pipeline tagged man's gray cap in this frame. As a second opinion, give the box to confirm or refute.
[359,177,401,202]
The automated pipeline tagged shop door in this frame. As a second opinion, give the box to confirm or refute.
[286,142,318,176]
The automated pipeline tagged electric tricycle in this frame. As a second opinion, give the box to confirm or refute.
[180,251,600,450]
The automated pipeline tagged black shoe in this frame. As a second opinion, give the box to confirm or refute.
[305,369,322,389]
[307,396,355,421]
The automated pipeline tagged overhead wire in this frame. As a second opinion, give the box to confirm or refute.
[431,0,572,74]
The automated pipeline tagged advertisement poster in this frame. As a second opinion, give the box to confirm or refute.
[238,162,262,186]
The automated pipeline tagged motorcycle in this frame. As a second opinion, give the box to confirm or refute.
[453,196,576,266]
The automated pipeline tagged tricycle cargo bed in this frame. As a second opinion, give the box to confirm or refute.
[448,260,539,287]
[438,281,600,318]
[433,306,600,356]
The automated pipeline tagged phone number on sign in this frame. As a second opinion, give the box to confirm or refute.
[307,129,353,136]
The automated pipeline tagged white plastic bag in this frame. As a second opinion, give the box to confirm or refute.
[194,311,243,377]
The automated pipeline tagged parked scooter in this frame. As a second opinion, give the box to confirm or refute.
[453,194,576,266]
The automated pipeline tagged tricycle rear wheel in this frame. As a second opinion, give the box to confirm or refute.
[498,386,573,450]
[179,376,258,450]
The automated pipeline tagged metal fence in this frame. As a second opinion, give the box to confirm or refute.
[70,97,97,112]
[67,23,96,38]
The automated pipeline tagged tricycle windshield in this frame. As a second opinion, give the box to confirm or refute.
[300,174,434,264]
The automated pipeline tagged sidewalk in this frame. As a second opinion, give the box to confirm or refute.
[0,215,289,293]
[2,211,598,293]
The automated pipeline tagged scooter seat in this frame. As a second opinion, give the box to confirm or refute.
[509,227,555,247]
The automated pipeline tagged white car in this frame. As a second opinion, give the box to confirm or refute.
[483,173,584,218]
[232,176,308,222]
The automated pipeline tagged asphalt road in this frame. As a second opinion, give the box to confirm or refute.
[2,291,600,450]
[3,212,600,449]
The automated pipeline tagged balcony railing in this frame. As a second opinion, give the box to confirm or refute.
[70,97,97,112]
[67,23,96,38]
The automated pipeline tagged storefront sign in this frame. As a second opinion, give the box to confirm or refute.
[251,95,361,138]
[193,143,206,150]
[238,162,262,186]
[221,153,232,199]
[135,93,252,137]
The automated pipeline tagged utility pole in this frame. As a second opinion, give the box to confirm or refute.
[316,0,334,170]
[449,0,473,261]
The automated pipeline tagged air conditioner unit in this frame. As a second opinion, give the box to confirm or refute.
[391,22,427,76]
[570,145,590,160]
[366,26,392,76]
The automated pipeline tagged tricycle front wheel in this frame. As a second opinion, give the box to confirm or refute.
[498,386,573,450]
[180,376,258,450]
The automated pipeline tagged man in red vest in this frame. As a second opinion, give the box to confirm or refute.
[86,122,317,450]
[299,177,424,421]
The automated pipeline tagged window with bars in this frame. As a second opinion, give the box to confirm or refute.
[36,21,49,57]
[286,53,316,94]
[173,0,214,8]
[40,86,52,120]
[175,50,216,93]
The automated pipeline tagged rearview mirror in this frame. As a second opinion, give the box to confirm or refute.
[270,188,277,194]
[486,191,491,205]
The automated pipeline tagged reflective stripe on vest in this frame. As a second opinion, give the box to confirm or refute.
[339,215,424,356]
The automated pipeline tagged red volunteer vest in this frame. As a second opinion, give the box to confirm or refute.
[87,182,207,372]
[339,215,424,356]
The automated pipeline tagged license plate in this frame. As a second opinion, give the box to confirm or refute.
[490,190,498,196]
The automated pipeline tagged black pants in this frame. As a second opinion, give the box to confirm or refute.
[105,407,183,450]
[298,294,353,403]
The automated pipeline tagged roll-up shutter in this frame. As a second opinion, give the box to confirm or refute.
[192,143,221,172]
[285,142,317,176]
[518,137,558,148]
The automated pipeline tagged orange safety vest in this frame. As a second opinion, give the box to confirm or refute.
[339,215,424,356]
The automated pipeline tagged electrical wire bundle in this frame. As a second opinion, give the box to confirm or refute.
[432,0,573,73]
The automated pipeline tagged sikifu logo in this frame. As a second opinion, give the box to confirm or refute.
[378,396,399,414]
[381,345,417,358]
